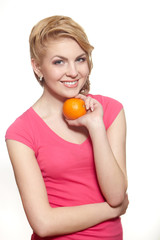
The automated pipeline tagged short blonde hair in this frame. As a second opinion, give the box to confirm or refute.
[29,15,94,94]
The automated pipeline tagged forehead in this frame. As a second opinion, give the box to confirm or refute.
[44,37,85,58]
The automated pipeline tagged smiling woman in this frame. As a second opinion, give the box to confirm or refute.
[5,15,128,240]
[52,53,87,88]
[31,37,90,99]
[29,16,93,94]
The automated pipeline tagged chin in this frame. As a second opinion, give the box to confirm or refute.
[63,90,81,99]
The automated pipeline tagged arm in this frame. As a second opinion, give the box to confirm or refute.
[66,95,128,207]
[6,140,128,238]
[88,108,127,206]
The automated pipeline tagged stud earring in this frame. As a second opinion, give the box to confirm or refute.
[39,76,43,81]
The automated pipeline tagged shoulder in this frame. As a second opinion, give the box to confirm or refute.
[88,94,123,129]
[5,108,36,151]
[88,94,122,108]
[6,109,29,130]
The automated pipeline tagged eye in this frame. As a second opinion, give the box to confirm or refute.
[76,57,86,63]
[53,60,64,65]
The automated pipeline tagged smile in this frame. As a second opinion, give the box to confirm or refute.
[61,80,79,88]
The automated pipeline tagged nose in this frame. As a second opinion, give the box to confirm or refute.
[66,63,78,78]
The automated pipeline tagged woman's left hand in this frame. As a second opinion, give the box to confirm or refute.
[65,94,104,129]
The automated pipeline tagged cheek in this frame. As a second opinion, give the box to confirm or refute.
[84,68,90,78]
[43,68,65,81]
[81,64,89,77]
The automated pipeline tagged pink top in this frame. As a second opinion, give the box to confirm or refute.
[5,94,123,240]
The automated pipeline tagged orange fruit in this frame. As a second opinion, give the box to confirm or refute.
[63,98,87,120]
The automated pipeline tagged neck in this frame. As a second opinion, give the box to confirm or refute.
[33,88,66,117]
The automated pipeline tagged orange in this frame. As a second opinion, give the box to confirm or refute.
[63,98,87,120]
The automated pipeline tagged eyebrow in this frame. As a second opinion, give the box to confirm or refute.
[51,53,87,61]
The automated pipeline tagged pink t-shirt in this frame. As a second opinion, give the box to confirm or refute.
[5,94,123,240]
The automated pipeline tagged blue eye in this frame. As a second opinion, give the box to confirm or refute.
[76,57,86,62]
[53,60,63,65]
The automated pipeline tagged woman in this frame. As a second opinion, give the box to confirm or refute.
[5,16,128,240]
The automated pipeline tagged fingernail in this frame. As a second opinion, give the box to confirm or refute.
[86,105,89,110]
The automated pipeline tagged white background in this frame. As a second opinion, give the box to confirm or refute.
[0,0,160,239]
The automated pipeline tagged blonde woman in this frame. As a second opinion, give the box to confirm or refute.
[6,16,128,240]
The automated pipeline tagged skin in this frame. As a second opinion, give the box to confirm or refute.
[6,37,128,237]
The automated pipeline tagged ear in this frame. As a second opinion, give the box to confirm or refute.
[31,58,42,77]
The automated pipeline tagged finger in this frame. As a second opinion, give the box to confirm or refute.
[75,94,92,111]
[85,97,95,111]
[90,99,94,112]
[65,115,83,126]
[75,95,95,111]
[65,119,79,127]
[85,97,91,110]
[85,97,94,110]
[74,94,87,100]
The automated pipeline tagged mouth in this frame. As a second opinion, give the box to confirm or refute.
[60,80,79,88]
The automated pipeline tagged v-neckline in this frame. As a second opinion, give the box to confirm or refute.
[30,107,90,146]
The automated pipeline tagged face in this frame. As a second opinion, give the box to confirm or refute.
[34,37,89,100]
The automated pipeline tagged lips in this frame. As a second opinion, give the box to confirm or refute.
[61,80,79,88]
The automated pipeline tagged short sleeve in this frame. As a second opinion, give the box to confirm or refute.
[102,96,123,129]
[5,111,35,152]
[88,94,123,130]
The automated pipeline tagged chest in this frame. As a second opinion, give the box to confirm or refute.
[35,133,94,180]
[43,116,89,145]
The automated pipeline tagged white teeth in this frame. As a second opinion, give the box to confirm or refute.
[63,81,77,85]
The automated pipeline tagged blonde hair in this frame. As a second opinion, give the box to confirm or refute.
[29,15,94,94]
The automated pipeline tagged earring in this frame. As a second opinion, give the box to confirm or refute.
[39,76,43,81]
